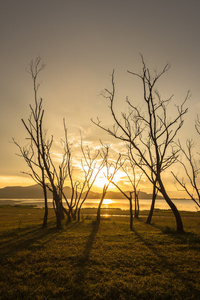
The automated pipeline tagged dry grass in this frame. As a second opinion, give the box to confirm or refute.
[0,206,200,299]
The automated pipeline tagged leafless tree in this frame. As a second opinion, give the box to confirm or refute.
[111,183,134,230]
[146,176,158,224]
[75,139,106,222]
[111,159,142,230]
[61,135,107,222]
[172,139,200,209]
[14,58,71,228]
[125,156,143,219]
[13,58,48,227]
[92,56,189,232]
[96,145,123,224]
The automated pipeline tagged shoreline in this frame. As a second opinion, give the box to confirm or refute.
[0,204,199,219]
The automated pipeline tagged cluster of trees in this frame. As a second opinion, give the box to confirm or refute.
[13,58,123,228]
[15,57,200,232]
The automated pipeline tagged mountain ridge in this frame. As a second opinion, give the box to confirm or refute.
[0,184,163,199]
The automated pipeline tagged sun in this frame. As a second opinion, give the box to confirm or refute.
[93,166,124,190]
[94,174,109,189]
[103,199,112,205]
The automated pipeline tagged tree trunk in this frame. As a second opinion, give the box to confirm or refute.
[61,204,71,223]
[60,201,65,220]
[77,207,81,222]
[158,178,184,232]
[53,194,63,229]
[72,209,77,221]
[97,197,104,223]
[146,183,157,224]
[129,198,133,231]
[78,201,84,222]
[134,193,139,218]
[134,193,137,218]
[137,195,139,217]
[42,200,48,228]
[97,185,107,224]
[42,185,48,228]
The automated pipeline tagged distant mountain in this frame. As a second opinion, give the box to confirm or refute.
[0,184,163,199]
[104,190,163,199]
[0,184,51,199]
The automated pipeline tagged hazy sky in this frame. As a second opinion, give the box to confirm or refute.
[1,0,200,196]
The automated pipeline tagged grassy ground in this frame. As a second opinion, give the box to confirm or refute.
[0,206,200,299]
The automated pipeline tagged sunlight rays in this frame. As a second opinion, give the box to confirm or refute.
[93,166,125,190]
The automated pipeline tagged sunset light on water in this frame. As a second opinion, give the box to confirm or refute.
[103,199,113,205]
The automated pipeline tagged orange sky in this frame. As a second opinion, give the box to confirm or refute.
[0,1,200,198]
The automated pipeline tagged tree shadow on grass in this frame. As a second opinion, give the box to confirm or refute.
[150,221,200,246]
[72,221,99,299]
[79,220,99,266]
[132,226,200,297]
[0,225,62,260]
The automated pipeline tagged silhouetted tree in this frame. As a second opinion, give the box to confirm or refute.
[146,175,158,224]
[172,139,200,209]
[61,135,107,222]
[92,56,189,232]
[125,157,143,219]
[76,139,106,222]
[96,145,122,224]
[14,58,71,228]
[13,58,49,227]
[110,158,142,230]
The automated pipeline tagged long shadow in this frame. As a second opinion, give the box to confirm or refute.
[65,220,81,230]
[79,220,99,265]
[132,226,200,297]
[0,225,61,260]
[72,221,99,298]
[150,221,200,245]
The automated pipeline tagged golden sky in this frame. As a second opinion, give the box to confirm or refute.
[1,1,200,197]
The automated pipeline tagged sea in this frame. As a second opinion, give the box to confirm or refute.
[0,198,199,212]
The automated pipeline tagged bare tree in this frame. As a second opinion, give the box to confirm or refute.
[111,182,134,230]
[13,58,48,227]
[110,156,142,230]
[171,115,200,209]
[92,56,189,232]
[14,58,71,228]
[75,140,106,222]
[125,158,143,219]
[96,145,123,224]
[172,139,200,209]
[146,176,158,224]
[62,135,107,222]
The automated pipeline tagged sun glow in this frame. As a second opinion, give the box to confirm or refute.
[94,175,110,189]
[94,166,124,189]
[103,199,112,205]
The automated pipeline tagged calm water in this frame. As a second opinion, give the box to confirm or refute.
[0,198,199,212]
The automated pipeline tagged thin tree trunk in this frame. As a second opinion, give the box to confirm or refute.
[136,194,139,218]
[61,204,71,223]
[97,185,107,224]
[77,201,85,222]
[97,197,104,223]
[159,178,184,232]
[53,194,63,229]
[129,198,133,230]
[146,183,157,224]
[77,195,90,222]
[42,185,48,228]
[72,208,77,221]
[134,193,139,218]
[134,193,137,218]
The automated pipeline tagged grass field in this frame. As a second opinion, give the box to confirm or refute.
[0,206,200,299]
